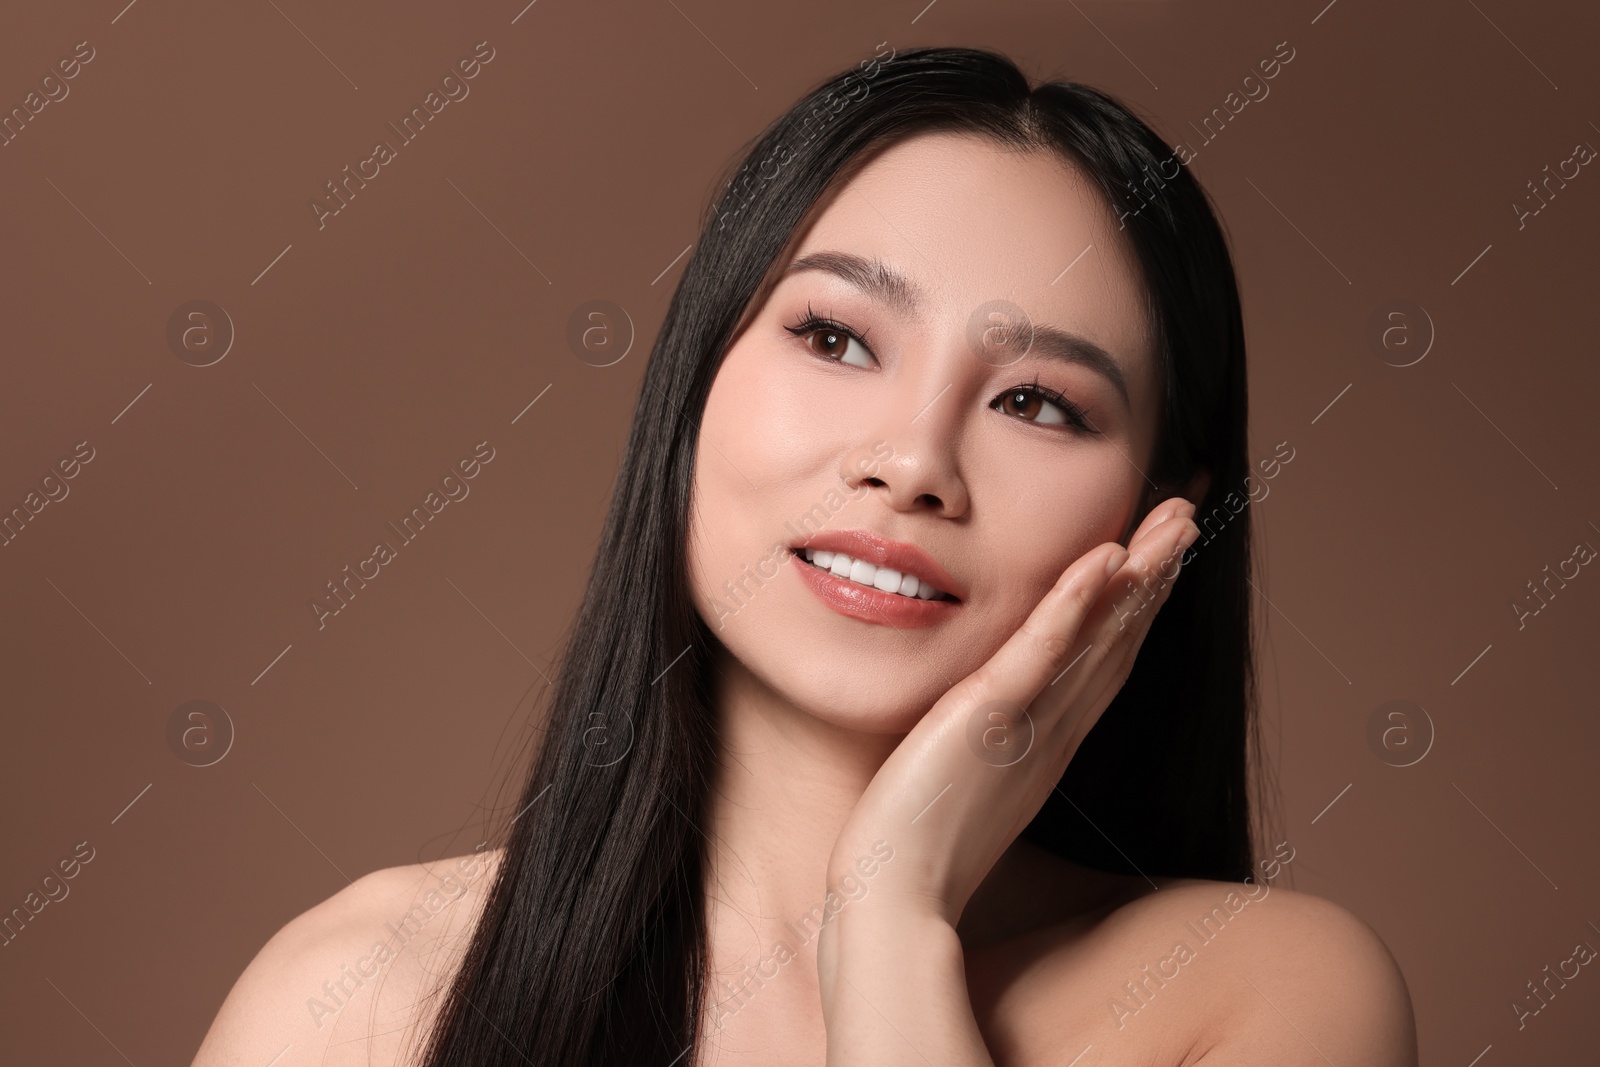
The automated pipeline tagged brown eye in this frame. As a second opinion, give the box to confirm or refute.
[808,328,849,359]
[997,388,1068,426]
[787,316,875,369]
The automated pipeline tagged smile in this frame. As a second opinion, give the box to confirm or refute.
[794,548,955,601]
[788,547,962,629]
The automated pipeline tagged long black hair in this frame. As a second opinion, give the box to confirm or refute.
[414,44,1266,1067]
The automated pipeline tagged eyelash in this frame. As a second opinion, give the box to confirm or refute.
[782,308,1101,435]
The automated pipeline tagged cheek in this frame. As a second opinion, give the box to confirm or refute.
[686,345,827,613]
[963,449,1139,640]
[1011,454,1137,567]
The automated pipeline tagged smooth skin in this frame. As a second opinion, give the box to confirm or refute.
[817,507,1216,1065]
[191,131,1417,1066]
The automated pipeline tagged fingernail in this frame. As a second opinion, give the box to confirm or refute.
[1175,521,1199,553]
[1104,546,1129,578]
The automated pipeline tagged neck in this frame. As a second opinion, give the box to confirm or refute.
[698,646,1122,1038]
[703,644,900,928]
[699,646,900,1035]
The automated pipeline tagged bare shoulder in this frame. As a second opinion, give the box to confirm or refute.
[1099,877,1419,1066]
[190,847,504,1067]
[974,871,1416,1067]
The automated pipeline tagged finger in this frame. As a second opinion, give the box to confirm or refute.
[1122,494,1197,551]
[1055,508,1196,688]
[1104,506,1198,625]
[958,540,1129,726]
[1037,511,1199,739]
[1075,518,1203,735]
[1100,502,1203,607]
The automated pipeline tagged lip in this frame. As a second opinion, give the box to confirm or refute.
[787,528,966,628]
[791,555,962,627]
[790,529,966,600]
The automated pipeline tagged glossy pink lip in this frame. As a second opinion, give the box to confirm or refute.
[787,529,966,630]
[790,529,966,601]
[790,554,962,628]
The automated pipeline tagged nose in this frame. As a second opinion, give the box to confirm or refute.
[839,382,970,518]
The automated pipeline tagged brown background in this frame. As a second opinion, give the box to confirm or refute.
[2,0,1597,1063]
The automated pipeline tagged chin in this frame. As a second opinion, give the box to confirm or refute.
[694,549,1009,736]
[734,636,958,736]
[801,688,934,736]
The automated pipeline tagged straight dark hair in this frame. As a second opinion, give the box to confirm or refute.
[415,44,1265,1067]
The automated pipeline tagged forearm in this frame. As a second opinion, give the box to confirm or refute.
[816,903,994,1066]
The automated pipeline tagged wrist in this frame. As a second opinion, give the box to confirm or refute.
[826,836,964,927]
[816,900,963,996]
[824,835,899,888]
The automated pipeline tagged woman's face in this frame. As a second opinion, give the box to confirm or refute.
[687,130,1164,734]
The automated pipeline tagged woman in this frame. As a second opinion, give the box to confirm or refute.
[194,46,1417,1067]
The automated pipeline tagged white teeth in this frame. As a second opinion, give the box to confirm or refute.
[798,548,952,601]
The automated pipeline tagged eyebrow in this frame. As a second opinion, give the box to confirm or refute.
[782,250,1131,409]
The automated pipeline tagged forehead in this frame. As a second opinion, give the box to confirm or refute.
[780,130,1154,386]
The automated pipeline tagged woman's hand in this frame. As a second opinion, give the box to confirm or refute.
[825,494,1199,922]
[815,495,1200,1065]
